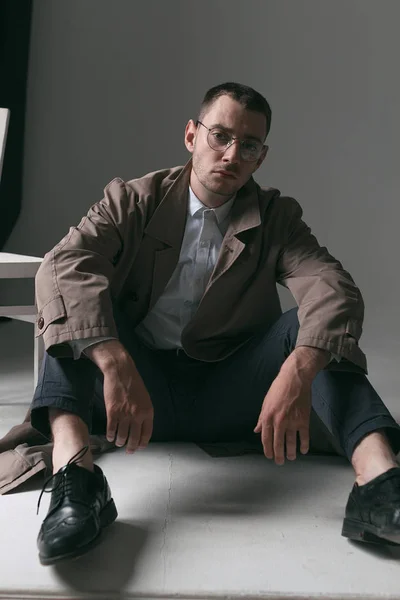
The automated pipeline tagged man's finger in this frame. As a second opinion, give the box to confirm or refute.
[299,425,310,454]
[273,423,285,465]
[261,422,274,459]
[106,415,118,443]
[138,417,153,449]
[115,420,130,447]
[126,420,141,454]
[285,430,297,460]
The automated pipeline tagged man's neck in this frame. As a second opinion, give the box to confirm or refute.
[189,172,234,209]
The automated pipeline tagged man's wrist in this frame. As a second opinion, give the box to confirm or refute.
[85,339,130,372]
[280,345,331,383]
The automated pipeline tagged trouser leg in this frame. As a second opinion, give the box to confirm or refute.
[190,308,400,460]
[30,305,178,442]
[30,351,97,439]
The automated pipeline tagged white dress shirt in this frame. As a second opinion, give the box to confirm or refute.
[134,186,235,349]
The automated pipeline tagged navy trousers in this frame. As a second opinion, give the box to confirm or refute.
[30,307,400,461]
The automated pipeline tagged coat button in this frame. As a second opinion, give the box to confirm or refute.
[37,317,44,329]
[132,293,138,302]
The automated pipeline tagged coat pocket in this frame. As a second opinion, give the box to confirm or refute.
[35,295,67,337]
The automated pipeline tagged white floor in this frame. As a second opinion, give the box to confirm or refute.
[1,319,400,600]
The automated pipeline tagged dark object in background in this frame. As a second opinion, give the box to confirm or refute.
[0,0,33,250]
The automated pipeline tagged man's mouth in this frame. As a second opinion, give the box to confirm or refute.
[214,170,237,179]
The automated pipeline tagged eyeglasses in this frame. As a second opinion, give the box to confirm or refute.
[196,120,265,162]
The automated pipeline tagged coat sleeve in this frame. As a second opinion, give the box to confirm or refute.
[34,177,144,357]
[275,197,367,373]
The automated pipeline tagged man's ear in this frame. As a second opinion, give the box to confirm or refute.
[253,145,269,172]
[184,120,197,153]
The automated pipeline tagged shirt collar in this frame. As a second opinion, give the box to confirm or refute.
[188,186,236,225]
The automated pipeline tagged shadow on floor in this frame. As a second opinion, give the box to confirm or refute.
[347,538,400,561]
[53,520,148,594]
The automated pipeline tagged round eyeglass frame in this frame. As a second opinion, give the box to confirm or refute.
[196,120,265,162]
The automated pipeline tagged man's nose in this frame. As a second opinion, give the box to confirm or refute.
[222,140,241,163]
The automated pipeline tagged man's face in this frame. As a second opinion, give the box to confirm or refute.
[185,95,268,204]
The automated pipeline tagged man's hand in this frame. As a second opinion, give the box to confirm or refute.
[254,369,312,465]
[85,340,154,453]
[253,346,331,465]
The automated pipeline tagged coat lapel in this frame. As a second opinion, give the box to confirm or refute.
[204,176,261,292]
[144,159,192,309]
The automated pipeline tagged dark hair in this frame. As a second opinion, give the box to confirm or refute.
[198,82,272,139]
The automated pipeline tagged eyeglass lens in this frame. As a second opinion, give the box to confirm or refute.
[207,128,262,161]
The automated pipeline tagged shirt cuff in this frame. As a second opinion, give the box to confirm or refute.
[67,337,117,360]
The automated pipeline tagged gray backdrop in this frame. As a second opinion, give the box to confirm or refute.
[3,0,400,401]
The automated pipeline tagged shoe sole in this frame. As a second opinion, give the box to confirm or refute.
[39,498,118,566]
[342,517,400,546]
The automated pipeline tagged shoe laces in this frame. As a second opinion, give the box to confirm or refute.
[37,446,89,515]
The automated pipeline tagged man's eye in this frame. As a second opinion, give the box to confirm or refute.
[212,131,230,142]
[243,142,257,152]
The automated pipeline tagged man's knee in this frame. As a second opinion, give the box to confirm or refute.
[278,306,300,343]
[112,301,137,345]
[284,306,300,326]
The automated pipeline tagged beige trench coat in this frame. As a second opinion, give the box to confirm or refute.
[34,159,367,372]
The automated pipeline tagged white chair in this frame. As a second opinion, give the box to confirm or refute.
[0,108,44,389]
[0,107,10,176]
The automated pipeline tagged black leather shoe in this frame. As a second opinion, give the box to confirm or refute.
[37,447,118,565]
[342,467,400,546]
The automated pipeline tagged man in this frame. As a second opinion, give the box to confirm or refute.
[23,83,400,564]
